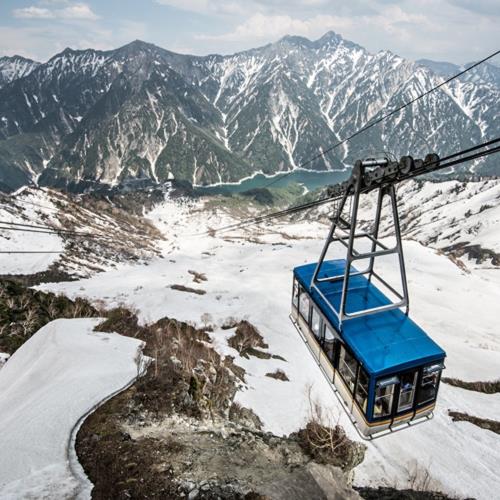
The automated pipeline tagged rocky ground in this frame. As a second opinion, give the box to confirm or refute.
[76,309,366,499]
[73,308,463,500]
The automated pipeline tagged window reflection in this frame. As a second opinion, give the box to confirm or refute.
[299,290,310,321]
[355,367,369,413]
[311,307,322,339]
[374,379,396,418]
[339,345,357,393]
[293,280,299,308]
[417,366,441,404]
[323,324,335,362]
[397,371,417,412]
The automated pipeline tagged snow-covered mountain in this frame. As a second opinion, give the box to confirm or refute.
[0,185,163,277]
[0,33,498,193]
[0,55,39,89]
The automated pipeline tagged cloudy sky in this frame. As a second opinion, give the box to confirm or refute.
[0,0,498,63]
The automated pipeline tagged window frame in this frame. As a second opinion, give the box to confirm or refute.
[310,306,322,340]
[338,344,358,394]
[373,376,398,419]
[298,287,310,323]
[322,322,335,363]
[354,365,369,414]
[397,370,418,413]
[416,363,443,405]
[292,279,299,308]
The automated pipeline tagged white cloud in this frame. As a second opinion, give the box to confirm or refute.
[13,2,99,21]
[197,7,430,44]
[13,7,55,19]
[0,20,139,62]
[3,0,499,64]
[154,0,247,16]
[58,3,99,20]
[197,13,351,42]
[152,0,498,63]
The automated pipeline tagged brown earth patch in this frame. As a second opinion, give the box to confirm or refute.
[188,270,208,283]
[442,377,500,394]
[448,410,500,434]
[171,284,207,295]
[265,369,289,381]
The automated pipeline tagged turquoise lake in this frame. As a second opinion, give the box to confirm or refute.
[195,169,350,195]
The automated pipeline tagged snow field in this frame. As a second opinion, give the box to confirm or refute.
[0,318,147,499]
[38,196,500,499]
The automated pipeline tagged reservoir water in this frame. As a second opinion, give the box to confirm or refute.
[195,169,350,196]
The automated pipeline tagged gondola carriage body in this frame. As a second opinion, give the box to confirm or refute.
[291,157,446,438]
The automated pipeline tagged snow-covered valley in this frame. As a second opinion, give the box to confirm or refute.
[0,179,499,499]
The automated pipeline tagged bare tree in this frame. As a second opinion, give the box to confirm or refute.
[71,300,84,318]
[17,295,31,312]
[0,324,8,337]
[407,460,433,491]
[297,384,355,467]
[22,308,38,337]
[6,296,16,310]
[47,296,59,319]
[200,313,213,329]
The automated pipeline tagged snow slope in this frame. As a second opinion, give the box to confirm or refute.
[0,318,147,499]
[357,179,500,259]
[38,193,500,499]
[0,186,161,277]
[0,188,63,275]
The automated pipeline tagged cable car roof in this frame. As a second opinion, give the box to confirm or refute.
[294,260,446,377]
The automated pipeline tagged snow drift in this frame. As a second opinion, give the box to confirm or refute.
[0,318,147,499]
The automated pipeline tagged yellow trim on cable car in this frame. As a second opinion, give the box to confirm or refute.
[306,328,436,427]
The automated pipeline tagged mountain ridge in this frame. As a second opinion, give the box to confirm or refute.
[0,31,498,193]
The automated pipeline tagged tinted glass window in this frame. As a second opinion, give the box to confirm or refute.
[323,324,335,362]
[311,307,322,339]
[417,368,441,404]
[299,291,310,321]
[398,371,417,412]
[355,367,369,414]
[292,280,299,307]
[374,381,395,418]
[338,345,357,393]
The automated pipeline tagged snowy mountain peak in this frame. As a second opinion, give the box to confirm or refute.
[315,30,343,46]
[0,55,40,88]
[277,34,314,48]
[0,32,499,193]
[115,39,165,57]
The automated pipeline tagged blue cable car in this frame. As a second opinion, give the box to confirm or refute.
[291,158,446,438]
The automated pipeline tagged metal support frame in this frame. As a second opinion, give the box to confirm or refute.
[310,160,410,330]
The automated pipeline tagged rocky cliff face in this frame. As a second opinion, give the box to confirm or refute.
[0,34,498,193]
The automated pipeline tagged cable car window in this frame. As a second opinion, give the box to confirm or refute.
[397,371,417,412]
[299,291,310,322]
[311,307,322,339]
[374,379,397,418]
[292,280,299,308]
[338,345,357,393]
[417,365,442,404]
[323,323,335,362]
[355,367,369,414]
